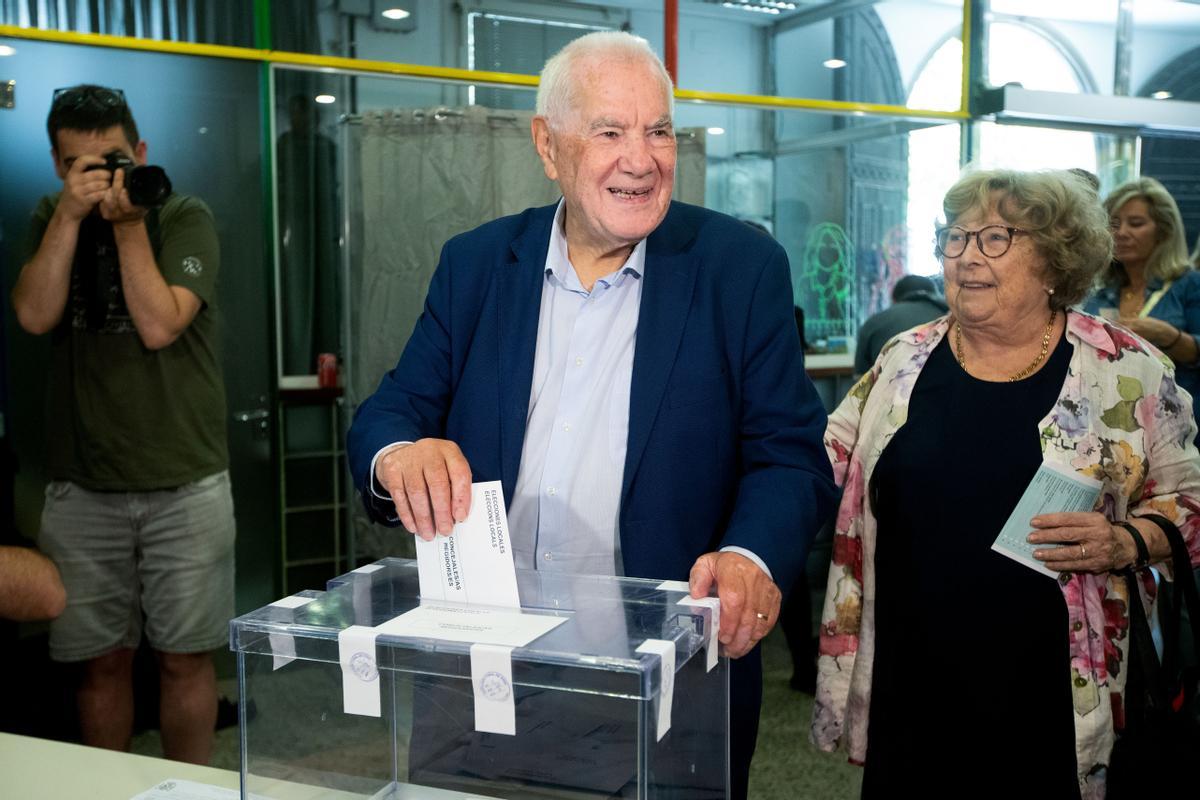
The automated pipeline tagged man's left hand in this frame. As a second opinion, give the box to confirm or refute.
[688,551,781,659]
[98,167,148,228]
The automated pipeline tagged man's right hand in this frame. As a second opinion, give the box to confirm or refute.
[375,439,472,540]
[58,155,113,222]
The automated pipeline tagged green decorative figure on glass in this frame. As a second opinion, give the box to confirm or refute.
[801,222,856,341]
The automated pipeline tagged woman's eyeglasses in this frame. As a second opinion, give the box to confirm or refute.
[935,225,1028,259]
[51,86,126,112]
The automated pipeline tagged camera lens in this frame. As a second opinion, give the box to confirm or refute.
[126,166,172,208]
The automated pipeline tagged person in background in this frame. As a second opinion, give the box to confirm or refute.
[812,168,1200,797]
[0,545,66,621]
[1084,177,1200,425]
[1068,167,1101,194]
[11,85,234,764]
[853,274,947,375]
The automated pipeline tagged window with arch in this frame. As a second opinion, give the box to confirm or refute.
[906,22,1098,276]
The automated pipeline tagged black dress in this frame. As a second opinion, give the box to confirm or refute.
[862,333,1082,799]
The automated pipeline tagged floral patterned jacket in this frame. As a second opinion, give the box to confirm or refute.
[811,310,1200,799]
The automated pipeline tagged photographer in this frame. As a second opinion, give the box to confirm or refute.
[11,85,233,765]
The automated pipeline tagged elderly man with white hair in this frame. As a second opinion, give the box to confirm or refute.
[349,31,835,796]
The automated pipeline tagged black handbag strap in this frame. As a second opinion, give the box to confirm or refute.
[1139,514,1200,672]
[1121,565,1167,723]
[1123,514,1200,723]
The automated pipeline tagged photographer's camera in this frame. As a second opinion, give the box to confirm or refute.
[86,150,172,208]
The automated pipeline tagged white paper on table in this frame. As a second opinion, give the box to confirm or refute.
[339,624,382,717]
[268,594,314,670]
[636,639,676,741]
[470,643,516,735]
[376,602,565,648]
[991,460,1102,578]
[655,579,690,593]
[128,779,244,800]
[676,595,720,671]
[415,481,520,609]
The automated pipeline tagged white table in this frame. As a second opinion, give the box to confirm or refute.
[0,732,239,799]
[0,732,503,799]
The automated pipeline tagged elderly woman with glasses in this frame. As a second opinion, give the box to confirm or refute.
[810,169,1200,798]
[1083,177,1200,425]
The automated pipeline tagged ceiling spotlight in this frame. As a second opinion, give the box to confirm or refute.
[823,58,847,69]
[315,94,336,104]
[1151,90,1173,100]
[381,8,410,20]
[0,45,15,57]
[707,127,726,135]
[721,2,781,14]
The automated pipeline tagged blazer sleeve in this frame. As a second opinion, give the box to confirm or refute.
[347,241,459,524]
[715,245,838,595]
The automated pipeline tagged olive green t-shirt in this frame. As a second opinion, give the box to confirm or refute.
[27,193,228,491]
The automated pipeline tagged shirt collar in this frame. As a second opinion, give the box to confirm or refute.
[545,199,646,292]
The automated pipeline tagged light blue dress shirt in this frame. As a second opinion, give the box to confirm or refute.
[508,202,644,575]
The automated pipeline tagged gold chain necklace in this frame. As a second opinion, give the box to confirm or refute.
[955,309,1057,382]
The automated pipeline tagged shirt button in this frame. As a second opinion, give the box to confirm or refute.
[575,357,584,367]
[1059,573,1072,586]
[563,424,571,432]
[543,552,553,562]
[1072,620,1083,632]
[547,487,556,496]
[1073,676,1088,688]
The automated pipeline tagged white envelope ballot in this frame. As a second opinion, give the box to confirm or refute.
[416,480,520,608]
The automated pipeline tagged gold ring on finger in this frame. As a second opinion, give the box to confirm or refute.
[1079,543,1087,558]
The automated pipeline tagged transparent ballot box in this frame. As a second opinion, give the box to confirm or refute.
[230,558,729,799]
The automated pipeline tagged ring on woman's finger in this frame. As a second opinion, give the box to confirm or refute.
[1079,543,1087,558]
[755,612,768,622]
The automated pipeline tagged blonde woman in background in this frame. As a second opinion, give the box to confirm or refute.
[1084,177,1200,424]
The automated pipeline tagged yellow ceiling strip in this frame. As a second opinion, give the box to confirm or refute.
[675,88,968,121]
[0,25,537,86]
[1,23,968,120]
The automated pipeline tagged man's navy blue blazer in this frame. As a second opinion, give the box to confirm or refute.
[348,200,836,598]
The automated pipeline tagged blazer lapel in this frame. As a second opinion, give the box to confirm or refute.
[621,218,700,506]
[497,206,555,502]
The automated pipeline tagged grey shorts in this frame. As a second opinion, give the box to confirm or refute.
[38,471,237,663]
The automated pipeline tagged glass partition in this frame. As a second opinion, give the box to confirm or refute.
[0,33,277,610]
[987,0,1200,99]
[773,0,966,111]
[1141,132,1200,253]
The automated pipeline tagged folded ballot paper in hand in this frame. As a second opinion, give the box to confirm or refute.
[991,461,1102,578]
[415,480,521,609]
